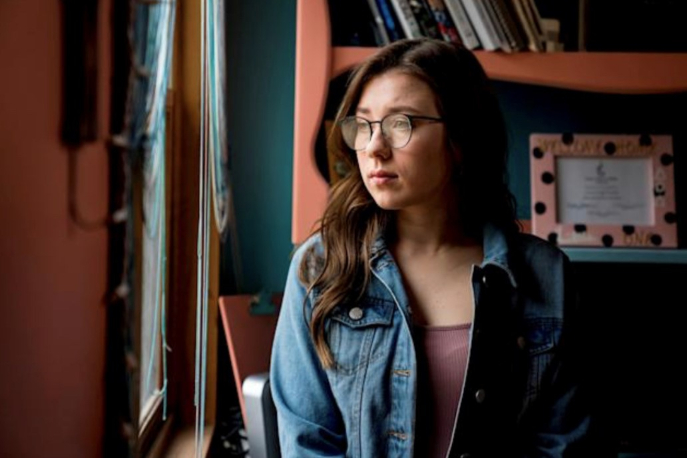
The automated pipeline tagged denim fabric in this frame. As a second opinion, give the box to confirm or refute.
[270,225,596,458]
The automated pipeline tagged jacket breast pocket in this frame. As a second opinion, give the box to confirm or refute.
[524,318,563,399]
[328,297,395,375]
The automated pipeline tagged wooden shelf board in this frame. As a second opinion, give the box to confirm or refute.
[333,47,687,94]
[564,247,687,264]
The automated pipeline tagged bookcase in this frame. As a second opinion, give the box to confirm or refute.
[292,0,687,265]
[291,0,687,455]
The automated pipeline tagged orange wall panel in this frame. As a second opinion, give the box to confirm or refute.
[0,1,109,456]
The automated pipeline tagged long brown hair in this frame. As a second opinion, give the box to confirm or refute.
[300,38,519,368]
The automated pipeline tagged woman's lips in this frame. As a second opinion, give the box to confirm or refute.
[369,171,397,185]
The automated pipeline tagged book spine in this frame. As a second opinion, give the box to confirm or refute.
[491,0,526,51]
[376,0,405,41]
[389,0,425,38]
[500,0,528,51]
[367,0,392,44]
[443,0,481,49]
[425,0,462,43]
[484,0,512,51]
[510,0,542,51]
[522,0,545,50]
[408,0,442,39]
[460,0,499,50]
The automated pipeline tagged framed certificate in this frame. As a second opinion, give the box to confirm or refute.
[530,133,677,248]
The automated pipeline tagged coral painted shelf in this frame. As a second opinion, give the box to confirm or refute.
[334,47,687,94]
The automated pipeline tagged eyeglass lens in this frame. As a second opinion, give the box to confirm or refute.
[341,114,412,150]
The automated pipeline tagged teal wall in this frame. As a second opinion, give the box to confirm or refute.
[223,0,297,295]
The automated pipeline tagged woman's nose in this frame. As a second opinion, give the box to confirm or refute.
[365,125,391,159]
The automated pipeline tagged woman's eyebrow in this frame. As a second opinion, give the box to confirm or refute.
[355,105,423,116]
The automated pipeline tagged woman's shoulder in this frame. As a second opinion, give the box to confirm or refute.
[291,232,324,260]
[510,231,570,267]
[509,233,576,317]
[291,232,324,265]
[506,231,574,293]
[288,232,325,285]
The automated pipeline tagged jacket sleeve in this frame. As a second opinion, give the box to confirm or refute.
[523,255,614,458]
[269,242,346,457]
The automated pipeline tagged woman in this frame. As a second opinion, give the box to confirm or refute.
[270,38,600,457]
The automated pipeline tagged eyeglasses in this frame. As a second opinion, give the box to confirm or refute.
[340,113,444,151]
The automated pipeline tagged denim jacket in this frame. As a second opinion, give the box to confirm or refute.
[270,224,598,458]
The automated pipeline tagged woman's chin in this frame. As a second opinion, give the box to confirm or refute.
[371,196,403,211]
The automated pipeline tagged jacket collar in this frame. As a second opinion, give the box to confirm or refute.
[370,223,518,289]
[481,223,517,289]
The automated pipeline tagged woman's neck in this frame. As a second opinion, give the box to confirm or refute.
[390,207,478,256]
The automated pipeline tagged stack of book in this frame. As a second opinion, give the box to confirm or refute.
[330,0,569,53]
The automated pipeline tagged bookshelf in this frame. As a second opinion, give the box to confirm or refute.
[292,0,687,265]
[332,47,687,95]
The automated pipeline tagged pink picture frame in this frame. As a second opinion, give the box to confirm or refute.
[530,133,678,248]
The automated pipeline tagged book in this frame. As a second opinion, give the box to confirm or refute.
[408,0,443,39]
[366,0,391,44]
[461,0,500,51]
[483,0,513,52]
[375,0,405,41]
[443,0,481,49]
[491,0,527,52]
[509,0,543,51]
[425,0,462,43]
[522,0,546,50]
[389,0,425,38]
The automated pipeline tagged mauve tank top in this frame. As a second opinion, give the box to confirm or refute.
[413,322,472,458]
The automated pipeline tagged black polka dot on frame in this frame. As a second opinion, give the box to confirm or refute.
[661,154,674,166]
[533,147,544,159]
[665,212,677,224]
[622,226,635,235]
[562,133,574,145]
[574,224,587,233]
[604,142,616,155]
[639,134,652,146]
[548,233,558,245]
[602,235,614,247]
[534,202,546,215]
[542,172,554,184]
[651,234,663,246]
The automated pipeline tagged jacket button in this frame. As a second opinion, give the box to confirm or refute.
[459,453,472,458]
[475,389,486,403]
[348,307,364,321]
[481,274,488,287]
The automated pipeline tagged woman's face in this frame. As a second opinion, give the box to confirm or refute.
[354,71,455,213]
